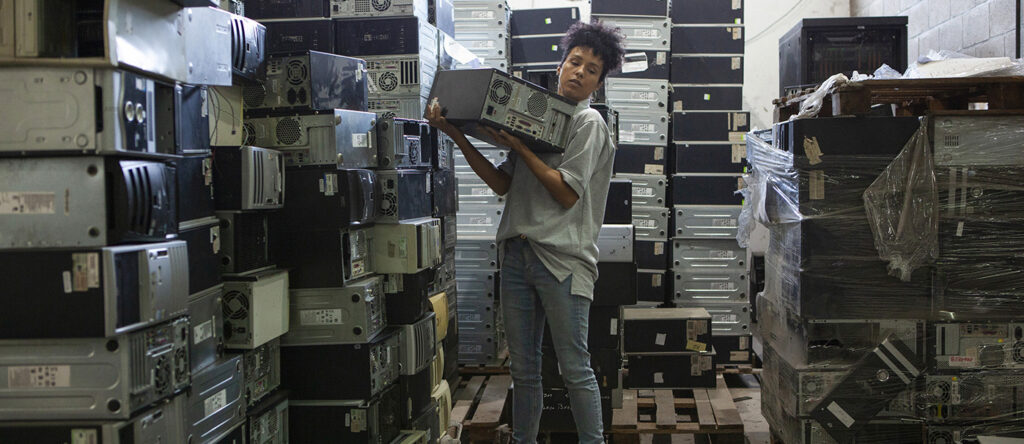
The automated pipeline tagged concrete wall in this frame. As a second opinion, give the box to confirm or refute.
[851,0,1020,60]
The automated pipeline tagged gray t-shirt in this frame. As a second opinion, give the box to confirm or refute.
[494,99,616,299]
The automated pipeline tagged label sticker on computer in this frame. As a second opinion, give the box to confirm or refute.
[633,186,655,197]
[352,133,369,148]
[621,52,649,73]
[8,365,71,388]
[194,319,214,344]
[634,29,660,39]
[691,355,703,375]
[300,309,344,326]
[732,144,746,163]
[710,281,737,291]
[652,273,662,287]
[654,333,667,346]
[471,11,495,19]
[71,429,99,444]
[809,170,825,200]
[0,192,55,214]
[731,57,742,70]
[730,351,749,362]
[644,164,664,175]
[204,389,228,417]
[712,218,737,227]
[713,314,739,323]
[633,218,656,228]
[730,27,743,40]
[686,340,707,352]
[653,372,664,384]
[610,318,618,335]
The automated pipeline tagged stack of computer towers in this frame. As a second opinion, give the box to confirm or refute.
[0,1,268,442]
[665,0,753,368]
[508,7,580,88]
[452,0,512,72]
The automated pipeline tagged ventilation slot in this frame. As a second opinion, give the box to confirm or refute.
[243,84,267,108]
[252,150,264,206]
[286,60,308,85]
[401,60,419,85]
[489,79,512,105]
[275,118,302,145]
[130,335,149,392]
[527,92,548,117]
[231,17,244,71]
[243,122,257,146]
[354,0,372,12]
[944,134,959,148]
[372,0,392,11]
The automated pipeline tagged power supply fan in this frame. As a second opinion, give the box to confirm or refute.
[527,92,548,117]
[286,60,309,85]
[1013,341,1024,362]
[372,0,391,11]
[489,79,512,105]
[927,431,954,444]
[223,290,250,320]
[380,192,398,216]
[378,72,399,91]
[275,118,302,145]
[927,380,952,403]
[243,84,267,108]
[242,122,257,146]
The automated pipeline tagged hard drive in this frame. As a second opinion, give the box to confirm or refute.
[230,14,266,83]
[0,395,186,444]
[243,51,368,115]
[672,269,747,303]
[603,78,669,113]
[372,217,443,273]
[222,268,290,350]
[184,355,245,444]
[426,68,577,153]
[632,206,670,239]
[622,173,667,207]
[0,156,178,248]
[377,169,434,222]
[213,146,286,211]
[591,0,669,17]
[594,262,638,307]
[376,117,433,169]
[188,285,226,375]
[243,109,378,168]
[289,385,402,444]
[398,313,437,376]
[246,389,289,444]
[670,55,744,84]
[604,178,632,224]
[264,19,335,55]
[240,338,282,407]
[671,26,745,55]
[672,111,749,142]
[384,268,435,325]
[617,112,669,146]
[155,82,212,155]
[622,307,712,354]
[597,224,634,263]
[673,205,742,239]
[671,173,745,205]
[244,0,331,19]
[625,349,716,388]
[282,276,388,346]
[673,142,747,174]
[672,238,746,272]
[672,0,743,24]
[216,211,274,275]
[932,322,1024,371]
[331,0,428,20]
[607,50,669,80]
[335,16,439,57]
[0,241,189,339]
[614,146,668,175]
[432,169,458,217]
[280,327,402,400]
[592,16,670,50]
[0,317,191,420]
[636,239,669,269]
[279,167,378,230]
[671,84,743,112]
[176,154,216,225]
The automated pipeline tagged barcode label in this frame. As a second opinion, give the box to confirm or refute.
[8,366,70,388]
[712,218,737,227]
[300,309,344,325]
[0,192,55,214]
[634,29,660,38]
[631,123,656,133]
[194,319,214,344]
[204,389,228,417]
[632,186,655,197]
[631,92,658,101]
[633,218,656,228]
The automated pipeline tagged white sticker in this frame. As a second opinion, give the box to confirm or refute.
[352,133,369,148]
[732,0,741,9]
[653,146,664,160]
[472,40,496,49]
[730,351,749,362]
[656,52,666,64]
[951,380,961,404]
[732,144,746,163]
[631,123,656,133]
[630,91,658,101]
[471,187,493,196]
[300,309,344,325]
[469,217,493,225]
[956,221,965,237]
[809,170,825,200]
[730,27,743,40]
[210,226,221,254]
[471,10,495,19]
[710,282,737,290]
[0,192,55,214]
[712,218,737,227]
[651,273,662,287]
[71,429,99,444]
[620,60,649,74]
[691,355,702,376]
[644,164,664,175]
[324,173,338,196]
[654,333,667,346]
[8,365,71,388]
[701,355,713,371]
[674,100,684,112]
[653,372,664,384]
[653,242,664,255]
[713,314,739,323]
[633,218,656,228]
[62,271,72,294]
[204,389,228,417]
[194,319,214,344]
[634,29,660,38]
[804,136,824,165]
[632,186,655,197]
[71,253,93,292]
[731,57,742,70]
[826,402,856,428]
[709,249,732,259]
[728,131,746,143]
[739,336,749,350]
[619,130,636,143]
[610,318,618,335]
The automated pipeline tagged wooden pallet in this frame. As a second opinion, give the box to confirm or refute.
[450,374,512,443]
[458,348,511,375]
[717,364,762,375]
[609,375,745,444]
[773,76,1024,122]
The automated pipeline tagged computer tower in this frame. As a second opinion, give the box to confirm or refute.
[155,82,211,155]
[622,307,712,353]
[0,318,191,420]
[671,174,744,205]
[398,313,437,376]
[672,111,749,142]
[377,169,434,222]
[184,355,245,444]
[427,68,577,153]
[510,36,564,66]
[0,156,177,249]
[608,50,669,80]
[510,7,579,36]
[240,338,282,407]
[618,113,669,146]
[384,269,434,325]
[0,396,186,443]
[246,389,289,444]
[213,146,286,211]
[187,284,225,375]
[281,327,402,400]
[372,217,443,273]
[243,51,368,115]
[288,385,402,444]
[671,26,744,54]
[377,117,433,169]
[591,0,669,17]
[222,268,290,350]
[635,239,669,269]
[282,276,388,346]
[0,241,189,339]
[614,146,667,175]
[264,19,335,55]
[671,84,743,111]
[596,224,634,263]
[278,167,377,231]
[335,16,439,57]
[673,142,747,174]
[178,218,222,295]
[230,14,266,82]
[593,262,638,307]
[364,53,438,99]
[331,0,428,20]
[432,169,457,218]
[672,0,744,24]
[244,0,331,19]
[243,109,378,168]
[176,155,216,224]
[670,55,744,84]
[604,178,632,224]
[217,211,274,275]
[674,205,743,239]
[637,269,669,303]
[593,16,670,51]
[625,349,717,388]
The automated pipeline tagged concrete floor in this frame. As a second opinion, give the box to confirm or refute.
[726,374,770,444]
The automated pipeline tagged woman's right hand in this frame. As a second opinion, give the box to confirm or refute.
[425,99,462,138]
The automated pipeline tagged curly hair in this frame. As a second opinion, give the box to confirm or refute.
[560,20,626,81]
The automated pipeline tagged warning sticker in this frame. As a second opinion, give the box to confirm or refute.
[8,365,71,388]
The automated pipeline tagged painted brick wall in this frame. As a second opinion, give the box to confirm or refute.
[850,0,1019,61]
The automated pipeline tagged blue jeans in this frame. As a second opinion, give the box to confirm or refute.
[501,237,604,443]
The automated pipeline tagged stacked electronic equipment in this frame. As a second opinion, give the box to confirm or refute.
[243,1,459,443]
[666,0,753,369]
[450,0,514,366]
[0,1,279,443]
[508,6,580,89]
[747,113,1024,443]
